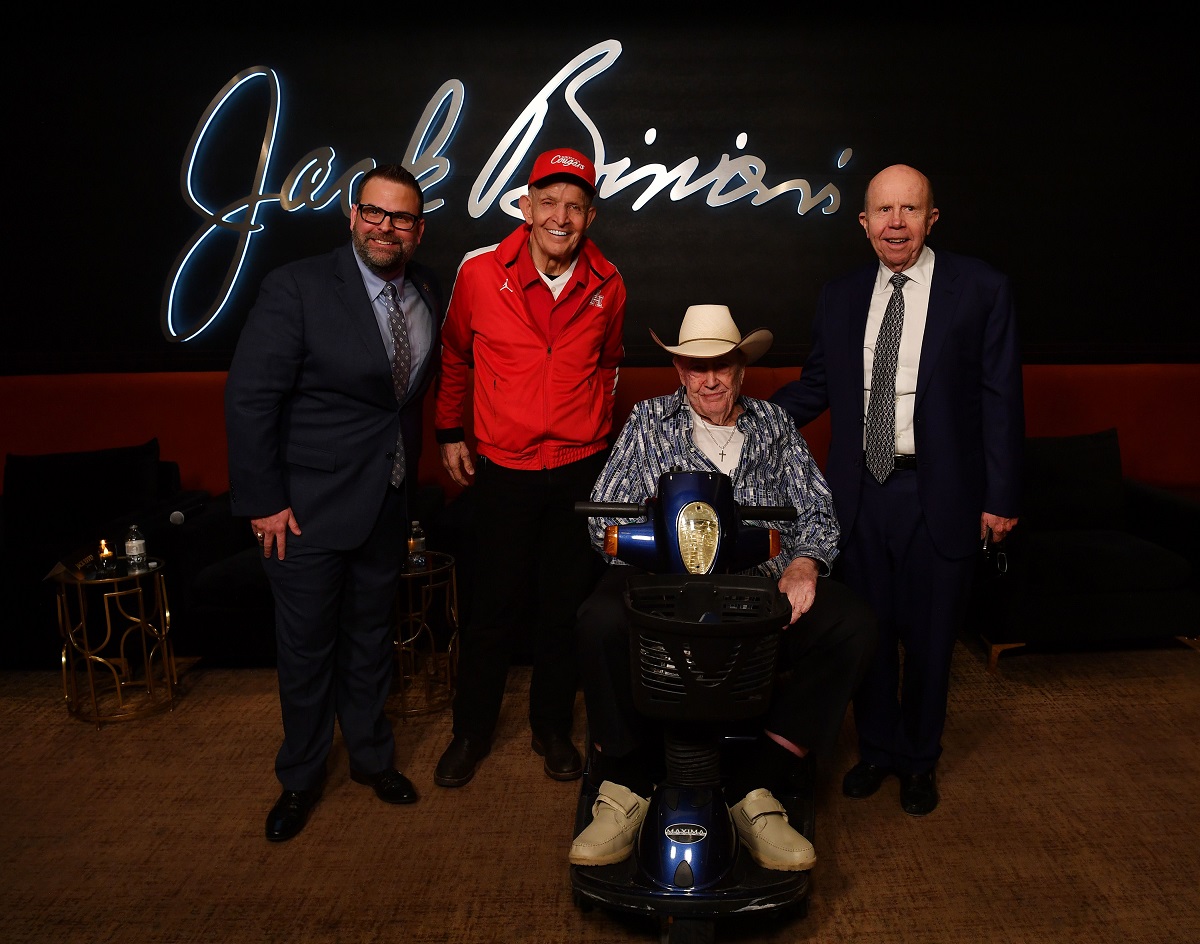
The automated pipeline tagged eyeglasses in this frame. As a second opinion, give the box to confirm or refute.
[357,204,420,231]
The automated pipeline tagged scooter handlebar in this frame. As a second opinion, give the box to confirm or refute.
[574,501,647,517]
[574,501,798,522]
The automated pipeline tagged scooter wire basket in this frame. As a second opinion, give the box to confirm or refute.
[625,573,789,722]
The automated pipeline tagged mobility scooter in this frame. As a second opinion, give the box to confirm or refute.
[571,469,815,944]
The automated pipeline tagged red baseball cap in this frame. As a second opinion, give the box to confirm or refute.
[528,147,596,196]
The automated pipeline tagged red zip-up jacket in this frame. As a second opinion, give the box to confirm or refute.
[435,223,626,470]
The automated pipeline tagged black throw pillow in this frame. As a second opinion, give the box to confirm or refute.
[3,437,161,566]
[1021,428,1125,531]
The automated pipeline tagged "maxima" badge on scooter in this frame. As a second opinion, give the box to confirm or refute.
[664,824,707,843]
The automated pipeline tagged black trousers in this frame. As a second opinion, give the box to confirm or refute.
[836,468,976,775]
[451,452,608,740]
[265,484,406,792]
[577,564,877,764]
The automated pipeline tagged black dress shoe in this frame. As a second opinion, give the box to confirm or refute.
[532,731,583,781]
[434,735,491,787]
[350,767,418,804]
[842,761,891,799]
[265,788,321,842]
[900,770,939,816]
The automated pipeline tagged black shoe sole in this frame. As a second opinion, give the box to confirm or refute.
[900,784,939,816]
[434,749,488,788]
[265,791,319,842]
[842,766,890,799]
[434,769,476,788]
[531,736,583,781]
[350,770,418,804]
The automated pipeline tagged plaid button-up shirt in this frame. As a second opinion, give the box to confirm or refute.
[588,387,840,578]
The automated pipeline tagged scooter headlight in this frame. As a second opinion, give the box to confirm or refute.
[676,501,720,574]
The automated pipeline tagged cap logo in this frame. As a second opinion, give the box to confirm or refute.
[551,154,588,172]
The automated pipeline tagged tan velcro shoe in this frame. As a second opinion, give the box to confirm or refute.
[569,781,650,866]
[731,788,816,871]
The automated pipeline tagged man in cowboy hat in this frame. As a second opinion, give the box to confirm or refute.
[569,305,877,872]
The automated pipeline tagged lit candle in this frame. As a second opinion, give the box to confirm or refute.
[99,540,113,568]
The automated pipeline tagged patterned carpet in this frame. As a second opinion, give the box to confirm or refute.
[1,634,1197,944]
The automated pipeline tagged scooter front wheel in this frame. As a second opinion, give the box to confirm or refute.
[660,915,715,944]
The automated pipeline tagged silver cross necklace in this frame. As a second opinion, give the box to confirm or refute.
[697,416,739,462]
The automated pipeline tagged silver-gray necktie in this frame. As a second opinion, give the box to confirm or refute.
[383,282,410,488]
[864,273,909,483]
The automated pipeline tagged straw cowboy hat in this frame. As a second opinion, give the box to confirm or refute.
[650,305,774,365]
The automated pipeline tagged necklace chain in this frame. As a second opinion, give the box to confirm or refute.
[697,417,739,462]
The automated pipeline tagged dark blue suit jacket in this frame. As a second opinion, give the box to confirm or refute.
[771,249,1023,560]
[225,242,443,548]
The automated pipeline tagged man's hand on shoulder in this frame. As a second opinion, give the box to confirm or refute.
[440,442,475,488]
[778,557,820,625]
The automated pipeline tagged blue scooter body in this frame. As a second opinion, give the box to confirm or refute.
[571,471,812,940]
[638,786,738,892]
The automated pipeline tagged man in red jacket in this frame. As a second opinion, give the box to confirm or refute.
[433,147,627,787]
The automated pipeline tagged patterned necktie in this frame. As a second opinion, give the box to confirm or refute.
[383,282,410,488]
[864,273,909,483]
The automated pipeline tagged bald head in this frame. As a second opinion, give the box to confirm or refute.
[859,164,939,273]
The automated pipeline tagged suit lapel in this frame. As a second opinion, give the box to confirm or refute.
[916,251,961,408]
[404,267,441,399]
[334,243,394,385]
[846,264,876,382]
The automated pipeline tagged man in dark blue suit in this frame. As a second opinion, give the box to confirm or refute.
[771,164,1022,816]
[226,164,443,841]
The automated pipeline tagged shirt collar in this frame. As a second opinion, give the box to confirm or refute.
[875,244,935,291]
[516,239,582,290]
[353,249,405,299]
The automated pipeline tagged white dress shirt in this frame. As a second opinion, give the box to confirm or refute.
[861,246,936,455]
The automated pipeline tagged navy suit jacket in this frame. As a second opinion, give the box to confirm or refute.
[771,249,1023,560]
[225,242,443,549]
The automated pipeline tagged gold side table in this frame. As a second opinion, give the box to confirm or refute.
[392,550,459,716]
[53,557,176,727]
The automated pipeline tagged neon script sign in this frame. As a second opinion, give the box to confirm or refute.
[162,39,852,343]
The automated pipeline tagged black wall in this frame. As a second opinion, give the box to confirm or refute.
[7,21,1195,374]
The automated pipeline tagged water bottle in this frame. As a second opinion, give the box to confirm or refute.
[407,520,426,569]
[124,524,147,570]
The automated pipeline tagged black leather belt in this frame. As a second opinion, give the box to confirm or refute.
[865,452,918,471]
